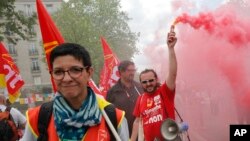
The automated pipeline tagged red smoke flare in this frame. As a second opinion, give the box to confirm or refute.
[174,12,250,46]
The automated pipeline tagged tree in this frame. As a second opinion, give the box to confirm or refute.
[53,0,139,81]
[0,0,36,44]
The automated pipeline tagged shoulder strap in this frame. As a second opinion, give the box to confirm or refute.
[5,106,13,121]
[37,101,53,141]
[5,106,11,112]
[104,104,117,141]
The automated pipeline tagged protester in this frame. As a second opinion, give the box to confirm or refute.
[106,60,143,136]
[0,93,26,140]
[130,26,178,141]
[21,43,129,141]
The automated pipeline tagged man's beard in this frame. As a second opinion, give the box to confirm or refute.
[143,85,157,93]
[124,75,134,82]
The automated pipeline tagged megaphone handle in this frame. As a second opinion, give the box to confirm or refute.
[175,107,184,122]
[187,130,191,141]
[175,108,191,141]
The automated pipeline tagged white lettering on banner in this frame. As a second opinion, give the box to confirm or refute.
[9,74,22,88]
[4,64,22,89]
[4,64,15,80]
[148,114,163,124]
[108,66,119,86]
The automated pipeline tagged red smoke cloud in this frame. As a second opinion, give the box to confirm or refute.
[173,8,250,108]
[143,1,250,141]
[174,12,250,46]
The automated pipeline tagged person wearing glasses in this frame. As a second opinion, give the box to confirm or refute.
[21,43,129,141]
[130,26,178,141]
[106,60,143,137]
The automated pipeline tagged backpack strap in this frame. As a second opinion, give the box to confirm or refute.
[5,107,11,112]
[5,107,14,121]
[5,106,11,112]
[37,101,53,141]
[104,104,117,141]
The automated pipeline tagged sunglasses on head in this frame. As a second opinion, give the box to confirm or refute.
[141,79,155,84]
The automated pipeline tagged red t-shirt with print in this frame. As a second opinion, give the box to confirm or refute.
[133,82,175,141]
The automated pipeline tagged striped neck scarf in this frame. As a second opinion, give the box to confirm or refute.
[53,87,102,140]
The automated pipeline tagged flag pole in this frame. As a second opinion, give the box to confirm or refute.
[100,108,122,141]
[97,95,121,141]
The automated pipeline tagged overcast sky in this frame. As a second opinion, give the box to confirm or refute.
[120,0,226,70]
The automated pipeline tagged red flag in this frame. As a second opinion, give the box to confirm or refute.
[36,0,102,95]
[88,79,103,96]
[36,0,65,91]
[99,37,120,97]
[0,42,24,103]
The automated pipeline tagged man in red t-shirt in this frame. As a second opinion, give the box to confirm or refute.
[130,25,178,141]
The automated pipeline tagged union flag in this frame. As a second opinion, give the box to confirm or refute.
[36,0,65,91]
[36,0,102,94]
[0,42,24,103]
[99,37,120,97]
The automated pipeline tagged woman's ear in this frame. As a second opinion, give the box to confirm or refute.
[87,67,94,78]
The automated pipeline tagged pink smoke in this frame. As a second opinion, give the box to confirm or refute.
[143,1,250,141]
[174,11,250,46]
[174,5,250,110]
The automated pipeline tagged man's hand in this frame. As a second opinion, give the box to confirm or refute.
[167,25,177,48]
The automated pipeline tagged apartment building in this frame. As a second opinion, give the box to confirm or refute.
[3,0,62,95]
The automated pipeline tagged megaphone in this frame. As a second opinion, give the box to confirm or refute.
[160,118,188,141]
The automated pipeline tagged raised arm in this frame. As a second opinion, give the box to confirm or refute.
[166,25,177,91]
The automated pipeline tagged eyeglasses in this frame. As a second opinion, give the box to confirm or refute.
[50,66,88,80]
[141,79,155,84]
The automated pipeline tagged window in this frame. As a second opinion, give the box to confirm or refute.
[7,44,17,55]
[29,43,38,55]
[24,4,33,17]
[28,26,36,38]
[5,26,14,36]
[33,76,41,85]
[13,59,18,67]
[31,58,40,71]
[46,4,53,13]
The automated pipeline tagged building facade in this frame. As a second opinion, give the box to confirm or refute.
[3,0,62,101]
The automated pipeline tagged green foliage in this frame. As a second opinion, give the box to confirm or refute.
[0,0,36,44]
[53,0,139,82]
